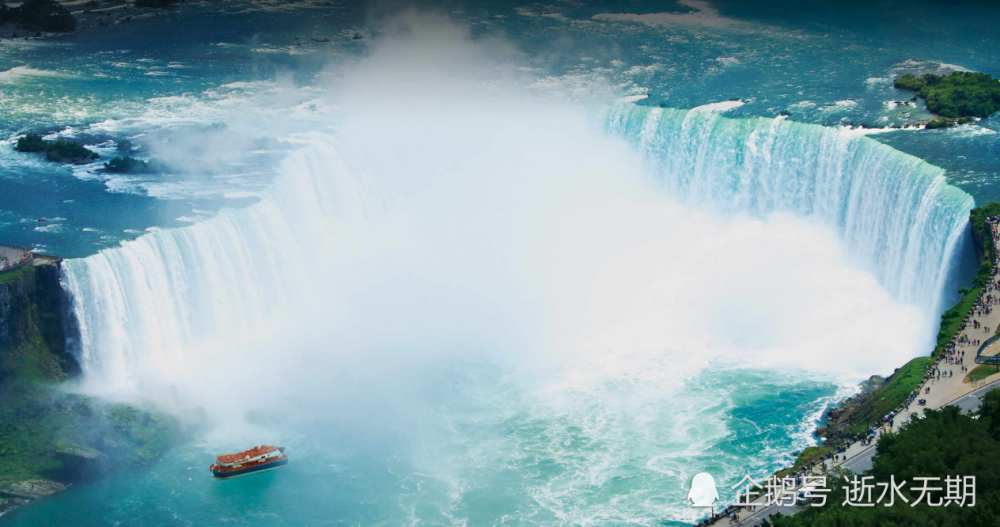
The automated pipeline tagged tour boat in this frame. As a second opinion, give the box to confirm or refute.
[209,444,288,479]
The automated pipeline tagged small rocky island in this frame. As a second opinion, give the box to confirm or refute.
[893,71,1000,129]
[14,133,99,164]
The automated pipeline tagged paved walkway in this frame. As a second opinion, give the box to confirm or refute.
[708,219,1000,527]
[0,245,31,272]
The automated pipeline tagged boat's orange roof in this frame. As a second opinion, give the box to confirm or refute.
[216,445,278,464]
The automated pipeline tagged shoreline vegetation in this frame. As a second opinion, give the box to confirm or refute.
[893,71,1000,129]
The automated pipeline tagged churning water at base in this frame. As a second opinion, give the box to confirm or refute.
[45,22,976,526]
[5,363,843,527]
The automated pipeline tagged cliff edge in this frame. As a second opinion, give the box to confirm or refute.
[0,258,79,383]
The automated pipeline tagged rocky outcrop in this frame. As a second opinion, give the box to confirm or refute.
[0,260,79,383]
[972,217,988,262]
[56,442,108,479]
[0,478,66,500]
[0,268,35,350]
[0,496,27,517]
[816,374,888,440]
[0,496,28,516]
[55,442,106,461]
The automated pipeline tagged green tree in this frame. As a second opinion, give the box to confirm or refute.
[894,71,1000,120]
[14,133,46,153]
[979,389,1000,439]
[774,406,1000,526]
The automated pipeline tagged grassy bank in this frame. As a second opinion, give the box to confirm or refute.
[927,202,1000,358]
[0,266,31,286]
[847,356,930,434]
[967,364,997,384]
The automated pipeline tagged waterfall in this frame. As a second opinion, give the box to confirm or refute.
[62,137,355,391]
[605,103,975,315]
[61,104,975,394]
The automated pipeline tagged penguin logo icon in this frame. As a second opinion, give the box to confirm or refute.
[687,472,719,508]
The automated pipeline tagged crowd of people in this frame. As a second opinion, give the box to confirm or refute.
[955,294,996,347]
[0,246,30,270]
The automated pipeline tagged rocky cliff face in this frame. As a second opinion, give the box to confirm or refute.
[0,261,79,383]
[972,220,986,263]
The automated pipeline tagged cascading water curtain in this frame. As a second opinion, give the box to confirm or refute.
[605,103,975,316]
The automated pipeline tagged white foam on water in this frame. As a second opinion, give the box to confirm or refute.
[34,223,64,233]
[0,66,67,83]
[820,99,858,112]
[948,123,997,137]
[617,94,649,103]
[690,99,744,113]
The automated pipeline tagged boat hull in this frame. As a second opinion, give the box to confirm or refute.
[212,457,288,479]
